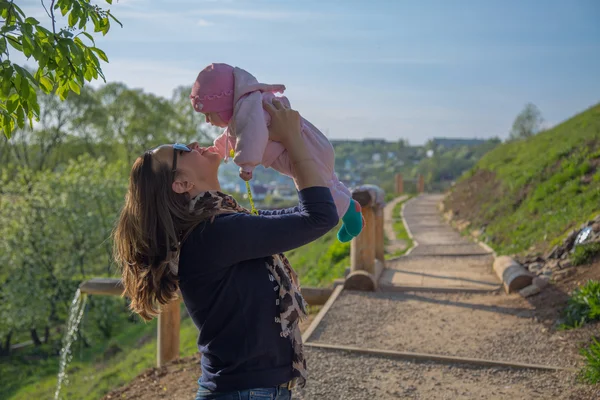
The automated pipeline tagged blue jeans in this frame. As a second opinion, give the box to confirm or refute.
[195,384,292,400]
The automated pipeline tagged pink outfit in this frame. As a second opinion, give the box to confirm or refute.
[191,64,352,218]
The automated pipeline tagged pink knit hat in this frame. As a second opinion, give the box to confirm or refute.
[190,63,235,122]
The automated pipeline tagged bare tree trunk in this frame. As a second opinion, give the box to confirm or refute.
[44,326,50,344]
[30,328,42,346]
[0,331,12,356]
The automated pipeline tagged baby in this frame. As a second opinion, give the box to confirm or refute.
[190,63,363,242]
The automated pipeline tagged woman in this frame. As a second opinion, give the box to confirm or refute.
[113,99,339,399]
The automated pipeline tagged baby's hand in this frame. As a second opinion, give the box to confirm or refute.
[239,171,253,181]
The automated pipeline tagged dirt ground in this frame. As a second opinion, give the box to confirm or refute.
[102,264,600,400]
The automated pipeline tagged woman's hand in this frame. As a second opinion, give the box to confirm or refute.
[263,99,302,147]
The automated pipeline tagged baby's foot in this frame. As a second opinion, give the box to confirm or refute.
[342,200,363,237]
[337,225,354,243]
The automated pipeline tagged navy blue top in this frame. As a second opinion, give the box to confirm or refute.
[178,187,339,391]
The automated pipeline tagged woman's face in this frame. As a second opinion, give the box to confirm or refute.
[152,142,221,195]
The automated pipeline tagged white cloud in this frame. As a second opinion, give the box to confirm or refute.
[341,57,451,66]
[197,18,215,27]
[115,7,315,22]
[193,8,316,20]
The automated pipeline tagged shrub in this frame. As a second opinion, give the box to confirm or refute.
[580,337,600,384]
[559,280,600,329]
[572,242,600,266]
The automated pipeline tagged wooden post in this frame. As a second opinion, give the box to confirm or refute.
[158,299,180,367]
[417,175,425,193]
[395,174,404,194]
[345,185,386,291]
[375,209,385,263]
[346,203,377,291]
[350,205,376,275]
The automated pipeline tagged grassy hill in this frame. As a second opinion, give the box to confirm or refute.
[1,314,201,400]
[444,103,600,256]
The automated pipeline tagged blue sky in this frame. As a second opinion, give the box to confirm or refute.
[20,0,600,144]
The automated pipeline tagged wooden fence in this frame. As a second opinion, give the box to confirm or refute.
[395,173,425,194]
[79,186,387,367]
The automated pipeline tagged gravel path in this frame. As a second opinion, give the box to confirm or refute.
[299,194,596,398]
[408,244,491,256]
[296,348,596,400]
[309,291,584,369]
[403,195,491,257]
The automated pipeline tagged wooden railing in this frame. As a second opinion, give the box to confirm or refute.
[79,185,389,367]
[78,281,335,367]
[395,173,425,194]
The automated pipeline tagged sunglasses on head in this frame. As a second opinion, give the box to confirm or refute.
[172,143,192,175]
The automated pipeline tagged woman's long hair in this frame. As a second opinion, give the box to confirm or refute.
[113,152,206,321]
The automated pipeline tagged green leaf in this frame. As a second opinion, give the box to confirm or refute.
[0,113,9,139]
[0,37,6,54]
[61,3,69,17]
[106,0,113,4]
[69,80,81,95]
[68,10,77,27]
[35,25,52,37]
[15,105,25,128]
[1,73,12,99]
[78,15,86,30]
[20,87,29,107]
[13,65,37,89]
[57,85,68,101]
[10,3,26,19]
[21,34,34,58]
[79,31,95,45]
[39,76,53,93]
[108,12,123,28]
[101,18,110,35]
[24,17,40,25]
[6,97,18,114]
[2,114,14,138]
[90,47,108,62]
[31,98,40,116]
[6,35,22,51]
[39,54,49,69]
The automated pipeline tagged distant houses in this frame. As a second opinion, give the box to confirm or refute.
[430,138,487,149]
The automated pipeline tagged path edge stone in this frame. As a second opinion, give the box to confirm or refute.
[305,342,575,372]
[438,195,532,293]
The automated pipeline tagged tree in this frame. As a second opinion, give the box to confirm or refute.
[97,83,180,164]
[0,156,126,348]
[0,0,121,139]
[509,103,543,140]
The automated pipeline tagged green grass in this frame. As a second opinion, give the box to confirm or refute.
[580,337,600,384]
[446,103,600,255]
[285,222,350,287]
[2,307,200,400]
[572,242,600,266]
[558,280,600,330]
[387,196,414,259]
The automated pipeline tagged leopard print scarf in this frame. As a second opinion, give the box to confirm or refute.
[188,190,308,387]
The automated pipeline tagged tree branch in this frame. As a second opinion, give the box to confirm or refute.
[41,0,51,20]
[49,0,56,35]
